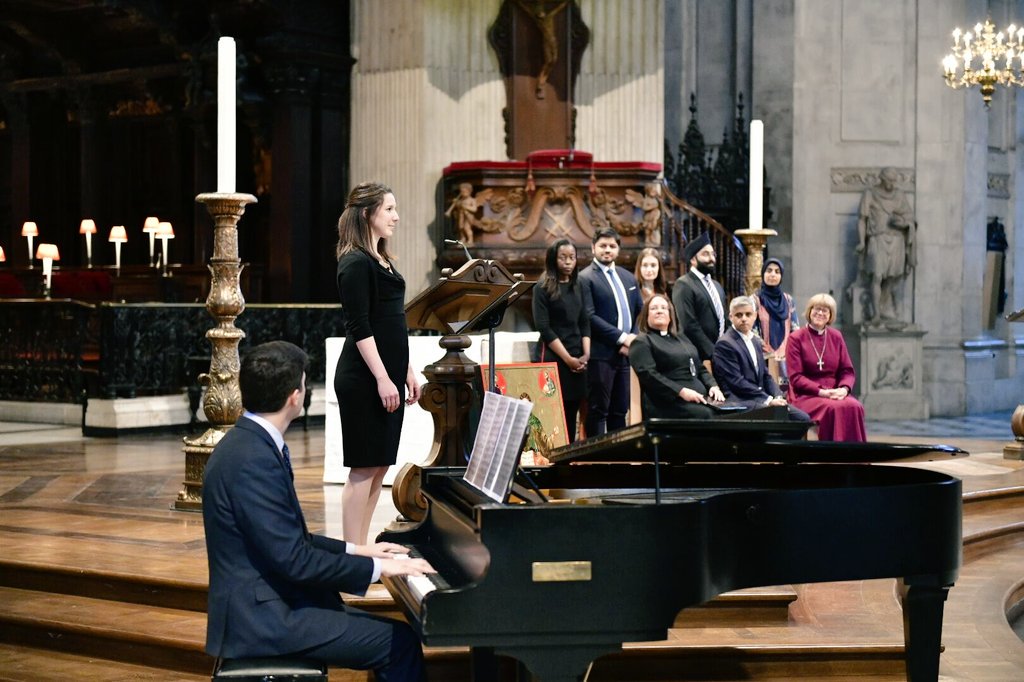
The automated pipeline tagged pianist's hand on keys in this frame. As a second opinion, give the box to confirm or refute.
[350,541,436,579]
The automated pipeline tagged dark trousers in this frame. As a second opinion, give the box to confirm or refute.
[586,355,630,436]
[298,607,425,681]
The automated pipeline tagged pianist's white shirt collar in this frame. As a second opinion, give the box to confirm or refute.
[243,411,284,453]
[242,411,381,582]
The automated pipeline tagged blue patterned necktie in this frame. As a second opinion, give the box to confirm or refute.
[704,274,725,335]
[605,266,630,333]
[281,443,294,481]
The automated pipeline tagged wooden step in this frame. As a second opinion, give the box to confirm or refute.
[0,642,209,682]
[0,557,207,612]
[674,585,798,627]
[0,585,210,675]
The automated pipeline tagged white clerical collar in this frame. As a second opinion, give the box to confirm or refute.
[244,410,285,452]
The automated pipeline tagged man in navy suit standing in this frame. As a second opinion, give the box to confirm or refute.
[579,228,643,435]
[712,296,810,421]
[203,341,434,679]
[672,233,727,371]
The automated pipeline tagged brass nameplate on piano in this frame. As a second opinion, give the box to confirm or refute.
[531,561,592,582]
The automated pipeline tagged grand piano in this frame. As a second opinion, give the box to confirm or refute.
[381,419,963,681]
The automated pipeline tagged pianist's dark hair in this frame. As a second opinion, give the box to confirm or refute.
[637,294,679,336]
[539,238,578,300]
[239,341,310,414]
[336,181,395,261]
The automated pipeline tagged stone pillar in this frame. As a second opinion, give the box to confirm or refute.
[265,63,316,302]
[2,93,30,262]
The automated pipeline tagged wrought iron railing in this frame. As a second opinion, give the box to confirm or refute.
[661,181,746,302]
[0,300,346,402]
[0,299,96,404]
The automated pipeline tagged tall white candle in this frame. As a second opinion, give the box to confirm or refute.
[749,119,764,230]
[217,37,237,193]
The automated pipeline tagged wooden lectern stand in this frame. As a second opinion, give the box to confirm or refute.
[392,259,533,520]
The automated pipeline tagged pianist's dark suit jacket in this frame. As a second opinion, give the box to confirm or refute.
[713,328,810,421]
[672,270,726,362]
[203,416,374,658]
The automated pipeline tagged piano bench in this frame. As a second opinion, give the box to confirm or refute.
[212,657,328,681]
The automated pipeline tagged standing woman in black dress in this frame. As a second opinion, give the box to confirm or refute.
[532,239,591,442]
[335,182,420,544]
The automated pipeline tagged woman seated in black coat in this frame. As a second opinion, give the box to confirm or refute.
[628,294,726,419]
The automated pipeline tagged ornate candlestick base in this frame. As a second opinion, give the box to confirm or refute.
[734,229,778,295]
[174,191,257,512]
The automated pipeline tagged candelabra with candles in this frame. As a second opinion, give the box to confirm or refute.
[79,219,96,267]
[108,225,127,273]
[142,216,160,267]
[21,221,38,268]
[943,18,1024,107]
[35,243,59,297]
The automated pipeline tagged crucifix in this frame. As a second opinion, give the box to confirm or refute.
[487,0,589,159]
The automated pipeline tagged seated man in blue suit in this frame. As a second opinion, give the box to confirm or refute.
[203,340,434,680]
[712,296,810,422]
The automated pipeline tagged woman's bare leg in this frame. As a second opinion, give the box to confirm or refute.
[342,466,389,544]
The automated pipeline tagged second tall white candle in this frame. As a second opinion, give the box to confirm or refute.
[217,37,236,193]
[749,119,764,230]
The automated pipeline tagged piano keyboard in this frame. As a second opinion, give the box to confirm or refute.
[391,547,451,602]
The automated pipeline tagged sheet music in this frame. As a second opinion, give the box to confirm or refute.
[464,391,533,502]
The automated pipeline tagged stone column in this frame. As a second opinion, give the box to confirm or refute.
[265,63,316,302]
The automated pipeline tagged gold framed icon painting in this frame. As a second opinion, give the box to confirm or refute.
[478,362,568,458]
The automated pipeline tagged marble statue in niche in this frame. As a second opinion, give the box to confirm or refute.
[855,167,917,328]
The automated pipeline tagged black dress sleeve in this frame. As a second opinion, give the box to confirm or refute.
[532,279,558,345]
[337,252,375,342]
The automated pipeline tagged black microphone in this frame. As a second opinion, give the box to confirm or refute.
[444,238,472,262]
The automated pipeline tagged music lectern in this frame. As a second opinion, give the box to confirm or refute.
[392,259,533,520]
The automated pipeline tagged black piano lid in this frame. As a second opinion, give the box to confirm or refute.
[546,418,968,465]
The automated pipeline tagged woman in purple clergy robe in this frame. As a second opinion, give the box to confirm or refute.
[785,293,867,442]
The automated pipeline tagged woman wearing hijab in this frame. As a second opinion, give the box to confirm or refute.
[755,258,797,380]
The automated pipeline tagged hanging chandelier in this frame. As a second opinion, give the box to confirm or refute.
[943,18,1024,107]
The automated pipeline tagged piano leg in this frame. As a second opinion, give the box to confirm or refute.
[902,583,952,682]
[470,647,501,682]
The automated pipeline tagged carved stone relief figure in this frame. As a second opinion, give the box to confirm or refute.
[625,182,667,246]
[855,167,916,328]
[445,182,494,245]
[872,352,914,390]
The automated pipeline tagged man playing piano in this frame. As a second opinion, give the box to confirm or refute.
[202,341,434,680]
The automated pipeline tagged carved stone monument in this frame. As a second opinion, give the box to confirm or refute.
[857,327,929,421]
[854,167,916,329]
[842,167,929,421]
